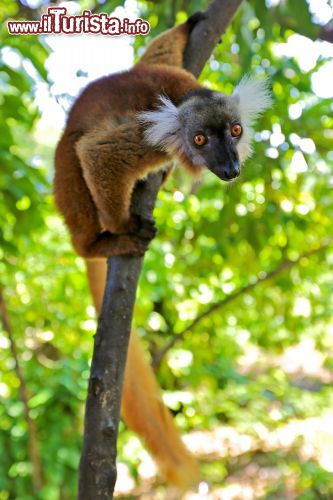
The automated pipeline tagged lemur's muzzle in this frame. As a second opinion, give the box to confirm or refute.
[222,162,240,180]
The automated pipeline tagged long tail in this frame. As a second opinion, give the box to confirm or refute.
[85,259,199,489]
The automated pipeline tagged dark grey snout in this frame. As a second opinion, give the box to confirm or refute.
[208,161,240,181]
[198,134,241,182]
[205,139,240,181]
[222,162,240,180]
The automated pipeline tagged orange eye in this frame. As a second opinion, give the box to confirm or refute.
[193,134,207,146]
[231,123,242,137]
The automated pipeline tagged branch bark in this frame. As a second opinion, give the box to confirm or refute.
[0,288,43,494]
[152,238,333,369]
[78,1,243,498]
[318,23,333,44]
[184,0,243,77]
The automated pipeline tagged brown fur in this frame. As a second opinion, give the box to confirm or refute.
[86,260,199,488]
[138,18,189,67]
[54,20,200,258]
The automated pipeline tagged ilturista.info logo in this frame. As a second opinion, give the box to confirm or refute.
[7,8,151,36]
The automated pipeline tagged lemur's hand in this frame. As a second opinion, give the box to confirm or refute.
[186,12,207,33]
[128,214,157,241]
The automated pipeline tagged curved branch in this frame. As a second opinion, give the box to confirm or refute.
[0,289,43,493]
[152,238,332,369]
[78,1,244,498]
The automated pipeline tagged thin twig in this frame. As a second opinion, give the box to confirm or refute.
[152,238,332,369]
[0,288,43,493]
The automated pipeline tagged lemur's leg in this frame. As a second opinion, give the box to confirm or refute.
[137,12,205,67]
[54,134,153,258]
[76,122,167,235]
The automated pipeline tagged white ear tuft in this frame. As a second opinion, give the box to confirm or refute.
[137,96,181,152]
[233,75,272,126]
[232,76,272,163]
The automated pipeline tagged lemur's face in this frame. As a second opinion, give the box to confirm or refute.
[139,76,272,182]
[177,91,244,181]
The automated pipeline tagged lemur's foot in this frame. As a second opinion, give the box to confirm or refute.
[121,234,153,256]
[73,231,152,258]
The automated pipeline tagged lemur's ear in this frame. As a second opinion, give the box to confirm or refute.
[232,76,272,162]
[233,75,272,127]
[138,96,182,152]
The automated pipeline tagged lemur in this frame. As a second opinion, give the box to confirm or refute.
[54,14,271,259]
[54,13,271,489]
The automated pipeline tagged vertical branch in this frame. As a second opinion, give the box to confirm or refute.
[0,288,43,493]
[78,175,164,499]
[183,0,243,77]
[78,0,243,498]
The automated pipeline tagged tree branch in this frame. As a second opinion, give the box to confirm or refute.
[318,23,333,44]
[0,288,43,494]
[78,1,243,498]
[184,0,243,77]
[152,238,333,369]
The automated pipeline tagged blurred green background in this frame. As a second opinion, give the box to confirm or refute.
[0,0,333,498]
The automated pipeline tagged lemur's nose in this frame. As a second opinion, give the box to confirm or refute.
[224,163,240,180]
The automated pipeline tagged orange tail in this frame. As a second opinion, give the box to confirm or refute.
[85,259,199,489]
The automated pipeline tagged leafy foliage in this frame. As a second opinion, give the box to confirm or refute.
[0,0,332,498]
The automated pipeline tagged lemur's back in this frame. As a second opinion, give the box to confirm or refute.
[65,64,198,135]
